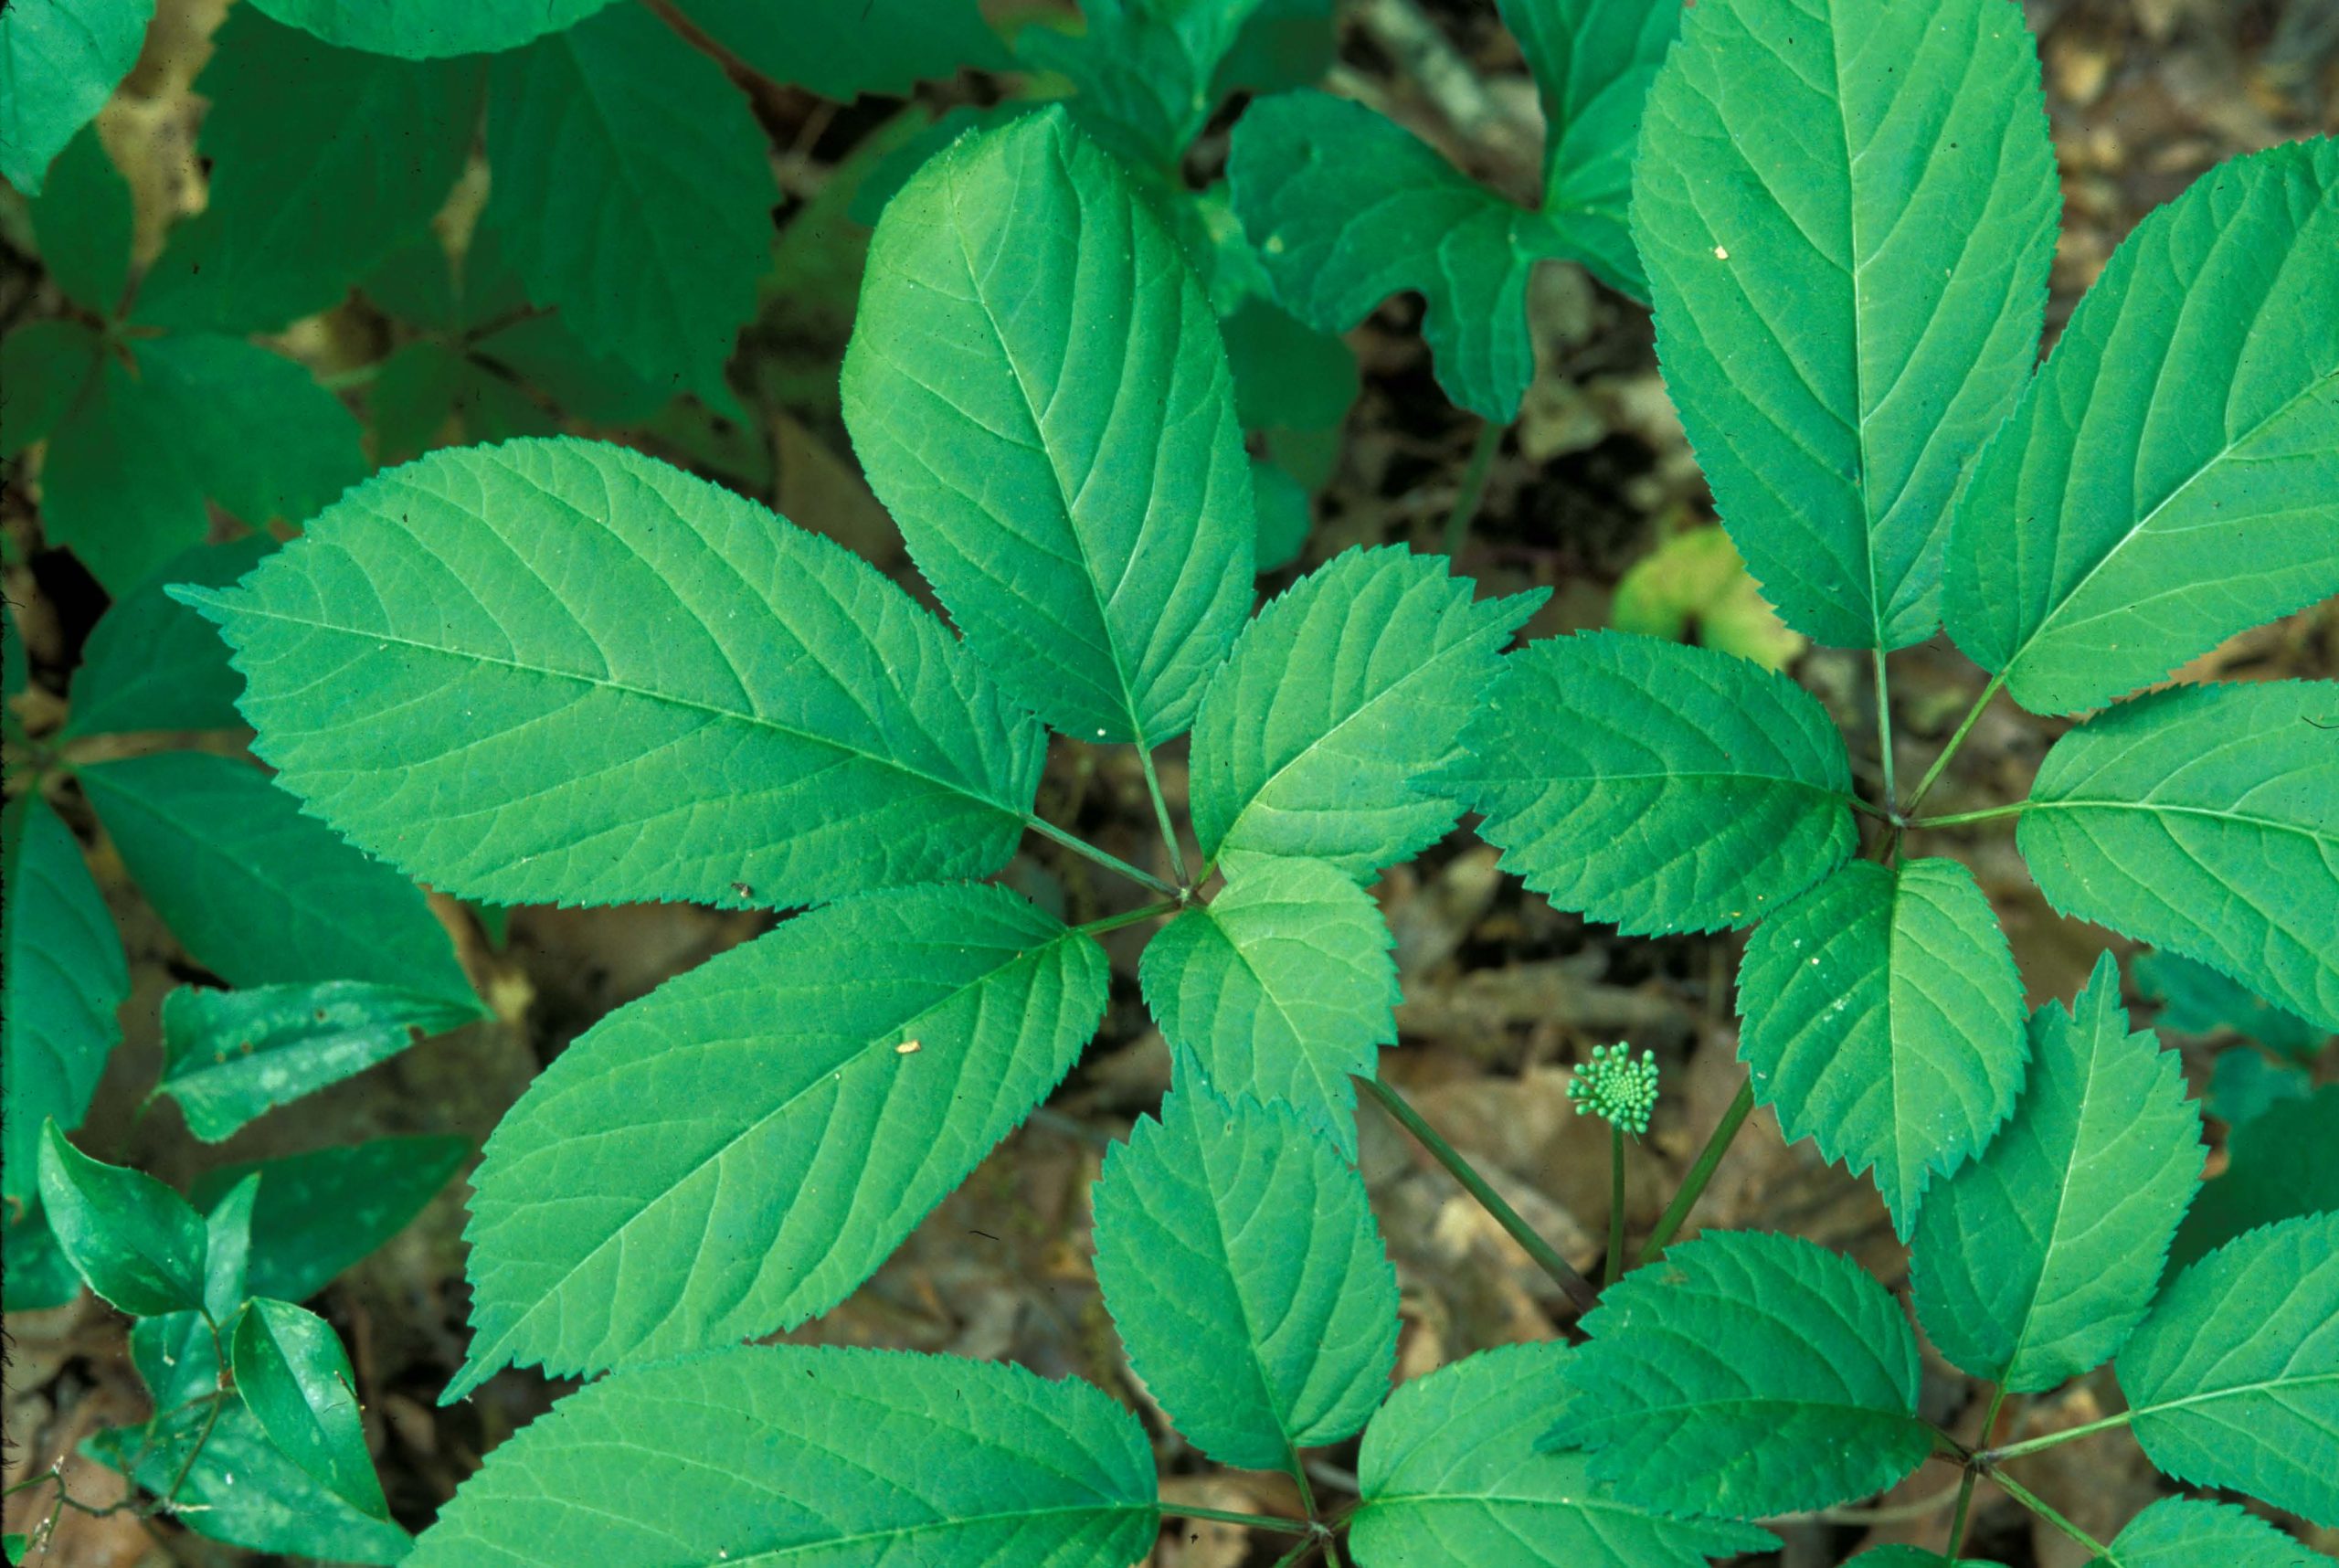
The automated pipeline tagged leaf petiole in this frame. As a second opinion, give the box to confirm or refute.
[1605,1123,1626,1288]
[1901,671,2006,816]
[1989,1468,2109,1557]
[1024,814,1180,898]
[1440,418,1504,556]
[1910,801,2029,830]
[1639,1077,1755,1263]
[1980,1407,2133,1463]
[1166,1502,1317,1537]
[1074,899,1181,939]
[1137,746,1191,886]
[1357,1074,1600,1314]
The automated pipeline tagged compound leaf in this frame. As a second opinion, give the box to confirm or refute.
[135,7,484,333]
[77,750,475,1003]
[37,1122,208,1318]
[160,980,486,1142]
[843,107,1254,745]
[1849,1554,2003,1568]
[447,883,1106,1398]
[191,1136,469,1304]
[88,1401,411,1564]
[177,438,1042,911]
[1944,139,2339,714]
[1910,953,2203,1391]
[3,796,127,1203]
[411,1345,1157,1568]
[1092,1075,1397,1468]
[0,0,153,194]
[1636,0,2058,650]
[1350,1342,1776,1568]
[2019,681,2339,1032]
[2094,1497,2323,1568]
[1548,1230,1932,1517]
[2117,1211,2339,1526]
[1502,0,1681,297]
[1228,90,1561,422]
[675,0,1005,100]
[1191,546,1542,879]
[26,123,132,313]
[37,357,203,593]
[247,0,619,59]
[1452,631,1857,935]
[485,2,773,405]
[1138,857,1398,1152]
[2170,1083,2339,1274]
[233,1298,388,1518]
[1737,858,2027,1236]
[64,536,272,738]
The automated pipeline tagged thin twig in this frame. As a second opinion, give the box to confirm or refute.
[1024,815,1180,898]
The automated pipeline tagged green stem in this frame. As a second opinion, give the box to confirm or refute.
[1074,899,1180,938]
[1640,1077,1755,1263]
[1990,1470,2108,1557]
[1357,1075,1600,1314]
[1024,814,1179,898]
[1846,794,1896,823]
[1268,1539,1324,1568]
[1440,419,1504,556]
[1605,1124,1626,1288]
[1322,1533,1349,1568]
[1872,648,1899,806]
[1902,672,2006,816]
[1982,1408,2133,1463]
[1165,1503,1316,1537]
[1910,801,2029,830]
[1948,1386,2006,1556]
[1138,747,1191,887]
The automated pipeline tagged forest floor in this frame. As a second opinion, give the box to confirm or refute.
[5,1,2336,1563]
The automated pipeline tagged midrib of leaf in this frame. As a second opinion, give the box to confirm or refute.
[1203,910,1354,1103]
[1826,8,1889,652]
[460,933,1080,1382]
[200,595,1022,821]
[1990,1025,2107,1384]
[942,151,1150,748]
[2024,358,2339,668]
[2129,1368,2339,1421]
[1190,1123,1305,1467]
[2029,798,2339,847]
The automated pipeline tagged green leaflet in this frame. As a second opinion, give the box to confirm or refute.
[1737,858,2027,1236]
[1944,138,2339,714]
[1228,92,1561,424]
[64,535,271,738]
[1849,1554,2004,1568]
[1547,1230,1932,1517]
[128,1175,257,1409]
[70,542,256,719]
[134,8,484,333]
[1502,0,1682,294]
[1636,0,2058,650]
[2,796,127,1203]
[2117,1211,2339,1527]
[2206,1047,2312,1128]
[3,1203,81,1311]
[2020,681,2339,1032]
[2169,1084,2339,1273]
[191,1136,470,1303]
[41,334,365,593]
[1349,1343,1776,1568]
[37,1123,209,1319]
[26,123,132,313]
[411,1345,1157,1568]
[2135,948,2329,1058]
[246,0,618,58]
[87,1402,412,1565]
[2094,1498,2326,1568]
[1091,1074,1397,1468]
[485,3,774,406]
[1250,455,1312,573]
[78,750,476,1004]
[159,980,487,1142]
[178,439,1042,911]
[1138,858,1398,1152]
[675,0,1005,100]
[0,0,153,194]
[1226,0,1678,420]
[1019,0,1269,172]
[1451,630,1857,935]
[0,318,99,459]
[446,883,1106,1398]
[843,108,1255,746]
[232,1298,390,1519]
[1910,953,2202,1392]
[1191,546,1541,878]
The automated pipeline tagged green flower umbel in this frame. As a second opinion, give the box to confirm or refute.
[1570,1044,1659,1137]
